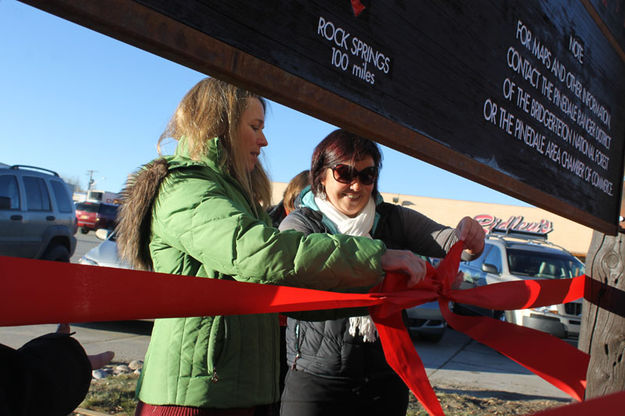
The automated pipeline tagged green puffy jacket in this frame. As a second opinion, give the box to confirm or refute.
[130,137,386,408]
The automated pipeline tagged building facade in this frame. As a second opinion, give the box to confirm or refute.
[271,183,605,259]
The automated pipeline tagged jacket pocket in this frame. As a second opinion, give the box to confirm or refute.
[206,315,228,382]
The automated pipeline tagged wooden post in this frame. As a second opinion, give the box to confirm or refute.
[578,197,625,399]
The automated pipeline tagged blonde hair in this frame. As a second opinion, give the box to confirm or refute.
[158,78,271,209]
[283,170,310,214]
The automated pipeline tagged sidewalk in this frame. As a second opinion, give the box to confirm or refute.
[415,328,573,401]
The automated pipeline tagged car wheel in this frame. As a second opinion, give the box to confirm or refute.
[42,244,70,262]
[80,228,89,234]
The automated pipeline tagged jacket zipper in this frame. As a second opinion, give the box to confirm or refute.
[292,320,301,369]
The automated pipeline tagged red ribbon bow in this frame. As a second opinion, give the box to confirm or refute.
[370,241,588,415]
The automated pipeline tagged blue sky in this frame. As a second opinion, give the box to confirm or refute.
[1,0,527,206]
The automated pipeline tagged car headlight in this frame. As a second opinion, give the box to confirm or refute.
[78,257,98,266]
[532,304,559,315]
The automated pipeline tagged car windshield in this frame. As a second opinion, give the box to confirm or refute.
[506,248,584,279]
[76,203,98,213]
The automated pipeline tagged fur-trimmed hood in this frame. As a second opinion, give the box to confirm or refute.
[116,158,169,271]
[116,137,225,270]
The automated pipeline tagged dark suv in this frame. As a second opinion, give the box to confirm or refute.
[0,164,77,262]
[75,201,118,234]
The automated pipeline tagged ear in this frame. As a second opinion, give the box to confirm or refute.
[320,167,328,189]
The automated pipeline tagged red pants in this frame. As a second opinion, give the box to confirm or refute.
[135,401,277,416]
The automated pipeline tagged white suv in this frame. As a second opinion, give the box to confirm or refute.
[0,164,77,262]
[457,231,584,338]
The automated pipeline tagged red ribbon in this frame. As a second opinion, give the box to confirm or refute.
[0,256,385,324]
[370,242,589,414]
[0,244,600,414]
[530,390,625,415]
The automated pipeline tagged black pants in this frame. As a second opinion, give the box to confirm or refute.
[280,368,409,416]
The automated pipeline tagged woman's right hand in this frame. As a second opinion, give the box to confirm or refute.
[380,249,427,287]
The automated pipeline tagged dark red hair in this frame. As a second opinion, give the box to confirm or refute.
[310,129,382,197]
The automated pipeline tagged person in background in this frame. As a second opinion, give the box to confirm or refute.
[279,129,485,416]
[116,77,429,415]
[1,323,114,416]
[267,169,310,227]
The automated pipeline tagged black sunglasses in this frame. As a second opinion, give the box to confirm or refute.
[331,164,377,185]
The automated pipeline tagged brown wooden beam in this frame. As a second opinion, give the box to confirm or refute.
[580,0,625,65]
[19,0,619,234]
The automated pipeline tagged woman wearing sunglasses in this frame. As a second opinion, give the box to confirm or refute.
[279,129,485,416]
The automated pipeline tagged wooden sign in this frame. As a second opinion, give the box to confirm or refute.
[20,0,625,234]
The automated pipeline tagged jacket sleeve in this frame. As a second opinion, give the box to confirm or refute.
[0,333,92,416]
[394,206,477,261]
[152,173,386,290]
[279,210,373,321]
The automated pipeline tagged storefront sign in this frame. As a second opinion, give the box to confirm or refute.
[474,214,554,235]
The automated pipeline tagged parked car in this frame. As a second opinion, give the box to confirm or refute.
[405,301,446,343]
[455,230,585,338]
[75,201,119,234]
[0,164,77,261]
[79,229,131,269]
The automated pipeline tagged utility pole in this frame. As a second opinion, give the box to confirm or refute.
[86,170,96,191]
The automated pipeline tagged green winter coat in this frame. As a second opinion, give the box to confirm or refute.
[133,137,386,409]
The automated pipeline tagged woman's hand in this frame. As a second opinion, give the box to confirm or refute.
[88,350,116,370]
[57,323,115,370]
[455,216,485,257]
[380,249,428,287]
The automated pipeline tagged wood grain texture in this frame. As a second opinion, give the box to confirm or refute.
[18,0,625,233]
[579,230,625,398]
[585,0,625,60]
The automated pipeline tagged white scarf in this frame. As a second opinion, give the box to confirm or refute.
[314,196,375,237]
[314,195,379,342]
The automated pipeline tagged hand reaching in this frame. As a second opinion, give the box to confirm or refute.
[57,323,115,370]
[455,216,485,257]
[380,249,428,287]
[88,350,115,370]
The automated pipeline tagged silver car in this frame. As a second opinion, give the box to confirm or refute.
[79,229,131,269]
[405,301,446,343]
[457,231,584,338]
